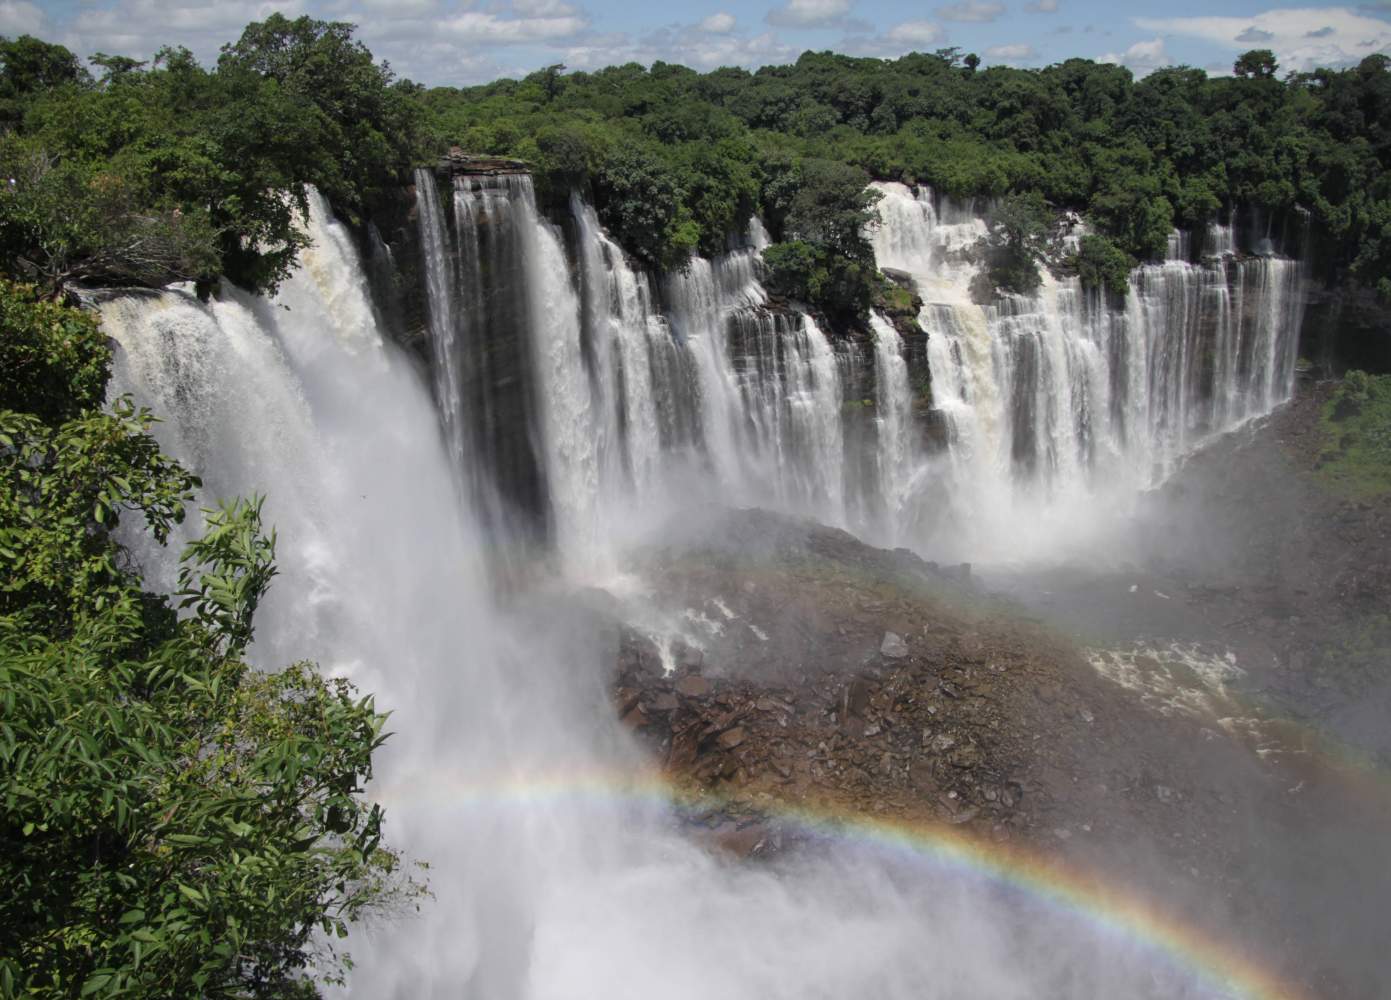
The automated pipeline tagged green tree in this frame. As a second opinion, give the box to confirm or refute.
[1070,232,1133,299]
[979,190,1052,295]
[1233,49,1278,80]
[0,281,418,998]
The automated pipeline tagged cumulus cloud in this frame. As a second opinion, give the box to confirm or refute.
[699,12,737,34]
[50,0,305,66]
[935,0,1005,21]
[884,19,945,46]
[562,23,795,72]
[438,9,588,45]
[1100,36,1171,75]
[511,0,581,16]
[1235,26,1275,42]
[1026,0,1059,11]
[986,42,1038,61]
[765,0,853,27]
[0,0,47,35]
[1134,8,1391,72]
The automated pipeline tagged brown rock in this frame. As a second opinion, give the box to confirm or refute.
[676,675,712,698]
[718,727,747,750]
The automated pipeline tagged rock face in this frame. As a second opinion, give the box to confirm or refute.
[606,508,1206,848]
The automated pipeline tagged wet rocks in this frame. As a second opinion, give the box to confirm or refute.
[880,631,910,658]
[675,674,712,698]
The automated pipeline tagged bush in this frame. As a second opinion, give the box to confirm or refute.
[1071,233,1134,298]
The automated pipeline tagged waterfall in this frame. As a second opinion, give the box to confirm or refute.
[96,184,1240,1000]
[413,168,551,568]
[571,195,666,510]
[667,255,849,526]
[867,180,1306,562]
[870,312,913,539]
[409,172,1307,570]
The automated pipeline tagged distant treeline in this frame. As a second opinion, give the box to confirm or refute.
[1,17,1389,316]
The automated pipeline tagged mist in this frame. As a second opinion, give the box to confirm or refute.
[95,170,1386,1000]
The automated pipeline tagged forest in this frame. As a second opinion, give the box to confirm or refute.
[1,17,1390,320]
[3,13,1391,999]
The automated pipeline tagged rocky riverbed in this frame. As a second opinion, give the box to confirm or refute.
[596,383,1391,999]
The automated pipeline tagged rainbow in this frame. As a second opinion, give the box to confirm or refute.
[376,765,1305,1000]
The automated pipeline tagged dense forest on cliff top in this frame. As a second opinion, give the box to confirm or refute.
[1,15,1390,321]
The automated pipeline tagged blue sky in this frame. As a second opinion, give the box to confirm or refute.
[4,0,1388,86]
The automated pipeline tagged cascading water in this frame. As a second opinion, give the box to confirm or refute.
[868,181,1306,563]
[869,312,914,539]
[94,186,1249,1000]
[413,168,551,569]
[415,178,859,563]
[665,252,850,526]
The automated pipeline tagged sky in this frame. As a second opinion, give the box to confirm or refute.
[2,0,1389,87]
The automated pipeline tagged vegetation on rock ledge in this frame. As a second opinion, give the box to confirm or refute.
[1317,370,1391,499]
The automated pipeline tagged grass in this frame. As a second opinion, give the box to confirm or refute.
[1316,371,1391,500]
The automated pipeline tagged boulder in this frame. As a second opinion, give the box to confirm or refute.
[881,631,910,659]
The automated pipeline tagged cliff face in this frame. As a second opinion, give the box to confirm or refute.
[1300,285,1391,375]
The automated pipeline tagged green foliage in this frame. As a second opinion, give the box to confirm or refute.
[1317,370,1391,498]
[0,280,110,424]
[761,240,823,302]
[594,144,687,270]
[0,17,422,296]
[758,158,879,316]
[0,289,415,997]
[1070,233,1134,298]
[1233,49,1278,80]
[0,35,88,124]
[0,135,222,292]
[979,191,1052,295]
[0,400,198,642]
[414,45,1389,314]
[5,18,1391,313]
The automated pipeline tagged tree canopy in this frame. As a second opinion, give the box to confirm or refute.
[0,22,1389,311]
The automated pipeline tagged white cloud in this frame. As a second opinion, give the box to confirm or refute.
[511,0,581,16]
[765,0,853,28]
[1100,36,1171,75]
[699,12,737,34]
[884,19,944,46]
[1235,26,1274,43]
[438,9,588,45]
[561,24,795,72]
[1026,0,1059,11]
[53,0,305,66]
[934,0,1004,23]
[0,0,47,35]
[1134,8,1391,72]
[986,42,1038,61]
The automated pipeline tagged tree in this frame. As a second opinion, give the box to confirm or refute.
[980,190,1053,295]
[1233,49,1278,80]
[1070,232,1133,299]
[0,136,222,293]
[762,158,881,318]
[217,14,423,223]
[0,283,418,998]
[595,143,687,269]
[0,36,89,124]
